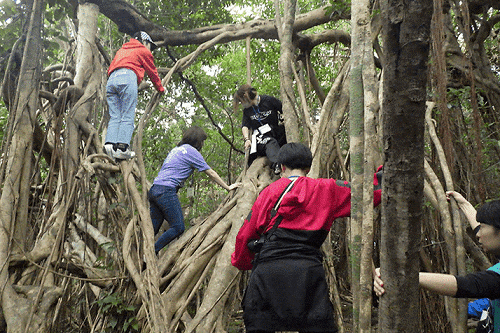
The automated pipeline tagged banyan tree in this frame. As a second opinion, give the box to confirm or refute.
[0,0,499,332]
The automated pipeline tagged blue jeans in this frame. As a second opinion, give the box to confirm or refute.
[148,184,185,253]
[105,68,138,145]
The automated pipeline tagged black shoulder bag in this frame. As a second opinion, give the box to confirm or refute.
[247,178,297,253]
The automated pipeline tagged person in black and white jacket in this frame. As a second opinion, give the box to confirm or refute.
[233,84,286,174]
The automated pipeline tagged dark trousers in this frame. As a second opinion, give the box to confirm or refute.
[248,136,281,166]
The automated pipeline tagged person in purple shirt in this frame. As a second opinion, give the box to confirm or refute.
[149,126,241,253]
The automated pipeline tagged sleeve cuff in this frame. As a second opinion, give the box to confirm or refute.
[473,225,480,235]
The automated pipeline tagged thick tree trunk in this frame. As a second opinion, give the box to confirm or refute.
[359,4,378,332]
[309,61,349,178]
[378,0,433,332]
[275,0,300,142]
[349,0,367,327]
[65,2,101,179]
[0,0,52,332]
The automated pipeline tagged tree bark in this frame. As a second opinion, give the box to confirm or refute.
[309,61,349,178]
[360,11,378,333]
[275,0,300,142]
[378,0,433,332]
[0,0,47,332]
[425,102,467,332]
[349,0,369,327]
[89,0,339,47]
[65,2,101,177]
[0,0,499,331]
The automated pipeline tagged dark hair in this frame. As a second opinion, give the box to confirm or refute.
[277,142,313,170]
[177,126,207,151]
[233,84,258,112]
[477,200,500,230]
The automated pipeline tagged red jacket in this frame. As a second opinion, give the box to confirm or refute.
[231,174,382,270]
[108,38,164,92]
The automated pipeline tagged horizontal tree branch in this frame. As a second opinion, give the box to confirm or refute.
[87,0,343,46]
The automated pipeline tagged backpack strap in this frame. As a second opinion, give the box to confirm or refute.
[265,178,297,241]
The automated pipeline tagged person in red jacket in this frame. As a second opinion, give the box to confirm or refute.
[231,142,383,333]
[104,31,165,160]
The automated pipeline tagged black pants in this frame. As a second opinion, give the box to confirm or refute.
[248,136,281,166]
[243,254,337,333]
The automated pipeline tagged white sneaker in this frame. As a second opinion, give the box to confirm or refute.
[103,144,115,158]
[113,148,136,160]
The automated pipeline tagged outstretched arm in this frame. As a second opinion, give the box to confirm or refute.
[138,48,164,92]
[374,268,458,297]
[204,169,241,191]
[419,272,458,296]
